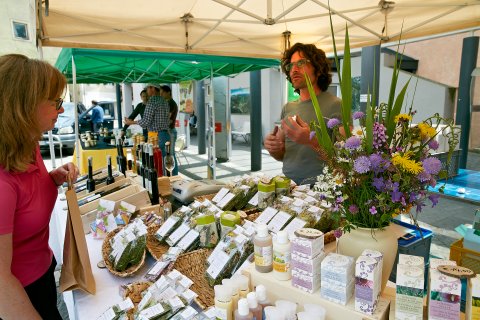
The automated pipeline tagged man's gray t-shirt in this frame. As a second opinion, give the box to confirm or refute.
[280,91,342,185]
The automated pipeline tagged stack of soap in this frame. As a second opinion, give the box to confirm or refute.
[355,255,381,315]
[466,275,480,320]
[320,253,354,305]
[427,258,457,308]
[290,228,325,293]
[428,269,461,320]
[395,264,424,319]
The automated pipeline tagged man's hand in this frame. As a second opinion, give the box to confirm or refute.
[264,126,285,161]
[49,162,79,186]
[281,115,312,146]
[123,117,135,125]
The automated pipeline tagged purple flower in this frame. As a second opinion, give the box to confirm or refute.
[428,194,440,207]
[373,122,387,149]
[327,118,341,129]
[336,196,344,203]
[309,131,316,140]
[428,140,440,150]
[409,192,418,203]
[372,177,384,191]
[369,206,377,215]
[334,228,343,238]
[344,136,361,150]
[391,190,403,203]
[429,178,437,188]
[422,157,442,175]
[417,171,431,182]
[354,156,371,173]
[415,200,426,213]
[349,204,359,214]
[353,111,365,120]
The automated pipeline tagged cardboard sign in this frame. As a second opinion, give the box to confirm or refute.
[438,265,476,279]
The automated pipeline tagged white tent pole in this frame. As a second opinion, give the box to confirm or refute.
[72,56,81,173]
[38,37,58,169]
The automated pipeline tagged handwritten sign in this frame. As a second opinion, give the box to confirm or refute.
[437,265,476,279]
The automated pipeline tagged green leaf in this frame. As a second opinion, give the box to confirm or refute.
[306,74,334,156]
[340,25,352,137]
[386,79,410,144]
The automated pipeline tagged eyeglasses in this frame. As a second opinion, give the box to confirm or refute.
[285,59,310,72]
[54,98,63,111]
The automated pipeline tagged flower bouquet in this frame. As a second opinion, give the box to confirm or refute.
[308,23,459,235]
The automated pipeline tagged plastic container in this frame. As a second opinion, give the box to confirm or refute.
[275,300,297,320]
[223,279,240,312]
[214,285,233,320]
[273,230,291,280]
[232,274,250,298]
[450,238,480,274]
[303,304,326,320]
[254,224,273,273]
[389,219,433,290]
[264,306,285,320]
[255,284,272,308]
[246,292,262,320]
[234,298,253,320]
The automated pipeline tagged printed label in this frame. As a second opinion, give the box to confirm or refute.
[396,294,423,317]
[255,207,278,225]
[212,188,230,203]
[429,300,460,319]
[267,210,291,233]
[156,216,179,237]
[273,249,290,273]
[206,250,230,279]
[255,245,273,267]
[215,306,228,320]
[167,224,190,246]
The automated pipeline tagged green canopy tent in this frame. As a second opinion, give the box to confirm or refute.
[55,48,280,84]
[54,48,280,173]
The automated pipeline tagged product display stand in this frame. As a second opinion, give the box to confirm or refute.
[245,263,391,320]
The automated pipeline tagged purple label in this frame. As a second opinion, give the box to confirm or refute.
[429,300,460,319]
[356,284,373,301]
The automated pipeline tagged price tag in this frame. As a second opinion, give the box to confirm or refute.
[208,242,227,264]
[156,216,180,237]
[216,192,235,209]
[248,192,259,206]
[438,265,476,279]
[255,207,278,225]
[206,250,230,279]
[267,211,292,233]
[283,218,308,238]
[177,229,199,250]
[212,188,230,203]
[166,224,190,246]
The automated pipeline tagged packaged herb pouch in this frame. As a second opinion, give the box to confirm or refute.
[92,199,117,239]
[274,176,291,197]
[97,297,134,320]
[257,177,276,209]
[115,201,136,226]
[155,215,183,243]
[193,213,219,248]
[219,211,241,239]
[233,183,258,210]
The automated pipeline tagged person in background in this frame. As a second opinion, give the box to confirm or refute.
[0,54,79,319]
[160,85,179,175]
[124,83,170,170]
[263,43,342,185]
[90,100,104,133]
[122,89,149,140]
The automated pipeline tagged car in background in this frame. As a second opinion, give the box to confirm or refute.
[39,101,115,154]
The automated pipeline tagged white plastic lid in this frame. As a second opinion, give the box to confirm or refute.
[222,279,239,295]
[275,300,297,318]
[277,230,289,244]
[232,274,249,291]
[255,284,267,301]
[237,298,250,316]
[246,292,258,308]
[214,285,231,302]
[264,306,284,320]
[256,224,269,237]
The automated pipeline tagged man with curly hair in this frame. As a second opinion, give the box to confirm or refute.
[264,43,342,185]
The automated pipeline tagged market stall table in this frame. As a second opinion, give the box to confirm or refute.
[72,139,119,175]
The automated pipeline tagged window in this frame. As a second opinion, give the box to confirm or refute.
[12,21,29,41]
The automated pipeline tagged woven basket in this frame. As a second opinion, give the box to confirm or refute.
[146,222,170,260]
[102,228,147,277]
[323,229,336,245]
[121,281,152,320]
[173,248,213,309]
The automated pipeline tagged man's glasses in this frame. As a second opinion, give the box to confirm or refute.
[285,59,310,72]
[54,98,63,111]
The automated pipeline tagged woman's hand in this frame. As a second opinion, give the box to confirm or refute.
[49,162,79,186]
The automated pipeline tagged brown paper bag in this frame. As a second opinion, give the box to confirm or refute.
[59,186,96,294]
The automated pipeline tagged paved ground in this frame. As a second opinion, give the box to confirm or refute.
[42,137,480,319]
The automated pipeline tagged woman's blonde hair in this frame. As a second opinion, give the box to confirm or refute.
[0,54,66,172]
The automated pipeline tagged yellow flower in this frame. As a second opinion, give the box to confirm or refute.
[395,113,412,123]
[392,154,423,174]
[418,122,436,138]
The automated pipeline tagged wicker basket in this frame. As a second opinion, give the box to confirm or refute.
[173,248,213,309]
[121,281,152,320]
[146,222,170,260]
[102,228,147,277]
[450,238,480,273]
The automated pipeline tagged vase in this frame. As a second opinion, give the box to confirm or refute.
[337,224,398,293]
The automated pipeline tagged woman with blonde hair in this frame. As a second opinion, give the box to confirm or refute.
[0,54,79,319]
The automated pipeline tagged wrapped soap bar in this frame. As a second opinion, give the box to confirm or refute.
[428,269,461,320]
[321,253,355,286]
[320,279,354,305]
[291,251,325,276]
[355,255,380,315]
[395,264,424,320]
[219,211,241,238]
[291,268,321,293]
[398,253,424,268]
[292,228,324,259]
[97,297,134,320]
[274,176,290,197]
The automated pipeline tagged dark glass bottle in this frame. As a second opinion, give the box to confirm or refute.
[106,155,115,185]
[86,156,95,192]
[149,144,159,205]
